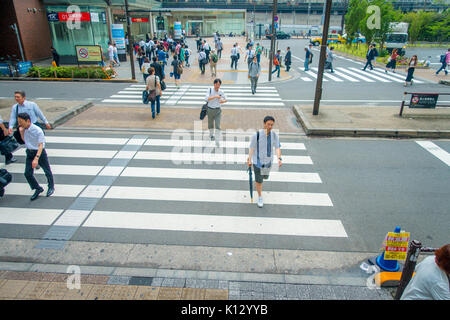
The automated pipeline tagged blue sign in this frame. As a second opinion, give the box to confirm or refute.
[17,61,33,75]
[0,63,10,76]
[47,12,59,22]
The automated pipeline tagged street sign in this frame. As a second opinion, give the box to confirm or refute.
[384,231,410,261]
[75,45,103,63]
[409,93,439,109]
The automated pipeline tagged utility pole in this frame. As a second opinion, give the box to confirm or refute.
[268,0,277,82]
[124,0,136,80]
[312,0,332,116]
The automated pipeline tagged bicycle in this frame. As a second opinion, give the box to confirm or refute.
[0,54,20,77]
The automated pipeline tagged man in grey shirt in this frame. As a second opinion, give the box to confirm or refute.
[247,116,282,208]
[17,113,54,201]
[205,78,227,143]
[248,56,261,95]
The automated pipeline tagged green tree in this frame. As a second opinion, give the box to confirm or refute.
[344,0,368,43]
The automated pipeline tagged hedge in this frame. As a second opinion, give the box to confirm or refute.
[27,66,114,79]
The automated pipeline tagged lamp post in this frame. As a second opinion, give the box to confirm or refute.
[268,0,277,82]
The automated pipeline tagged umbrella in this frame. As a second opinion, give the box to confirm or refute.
[248,165,253,203]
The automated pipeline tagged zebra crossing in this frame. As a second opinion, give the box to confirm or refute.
[298,66,425,83]
[0,132,347,249]
[102,84,285,107]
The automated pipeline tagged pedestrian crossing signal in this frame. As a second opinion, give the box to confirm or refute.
[157,17,164,30]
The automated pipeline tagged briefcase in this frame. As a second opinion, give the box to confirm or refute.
[0,136,19,155]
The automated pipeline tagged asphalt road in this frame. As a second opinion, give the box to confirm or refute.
[0,130,448,253]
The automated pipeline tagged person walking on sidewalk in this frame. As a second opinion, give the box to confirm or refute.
[363,44,376,71]
[210,49,218,77]
[184,45,191,67]
[203,40,211,61]
[141,57,151,83]
[179,44,186,67]
[198,49,207,74]
[245,45,256,67]
[17,113,54,201]
[284,47,292,72]
[304,45,313,71]
[150,56,164,83]
[216,38,223,59]
[248,56,260,95]
[256,43,262,65]
[171,55,182,88]
[272,50,281,78]
[436,48,450,75]
[113,42,120,67]
[247,116,282,208]
[205,79,227,142]
[0,115,16,165]
[404,55,418,86]
[230,44,238,70]
[385,48,399,73]
[145,67,162,119]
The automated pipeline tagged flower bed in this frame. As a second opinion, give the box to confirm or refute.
[27,66,114,79]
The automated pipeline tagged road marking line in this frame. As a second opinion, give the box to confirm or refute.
[348,67,391,82]
[0,208,62,226]
[83,210,346,237]
[336,67,376,82]
[311,67,344,82]
[416,141,450,166]
[144,139,306,150]
[4,183,86,197]
[104,186,333,206]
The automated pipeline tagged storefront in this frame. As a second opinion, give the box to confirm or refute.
[45,5,110,64]
[165,9,246,37]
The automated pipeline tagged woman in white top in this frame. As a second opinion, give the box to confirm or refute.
[404,55,418,86]
[141,57,151,83]
[145,67,162,119]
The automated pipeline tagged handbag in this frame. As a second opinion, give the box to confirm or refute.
[0,136,19,155]
[142,90,149,104]
[0,168,12,189]
[160,80,166,91]
[200,88,211,120]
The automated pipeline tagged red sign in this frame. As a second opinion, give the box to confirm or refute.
[58,12,91,22]
[132,18,149,22]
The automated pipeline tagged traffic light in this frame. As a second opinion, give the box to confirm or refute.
[157,16,164,30]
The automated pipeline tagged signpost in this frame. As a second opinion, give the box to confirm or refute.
[384,231,410,261]
[75,45,103,64]
[174,21,182,40]
[111,24,127,62]
[409,93,439,109]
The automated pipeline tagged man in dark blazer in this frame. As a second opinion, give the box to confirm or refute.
[363,44,376,71]
[284,47,292,72]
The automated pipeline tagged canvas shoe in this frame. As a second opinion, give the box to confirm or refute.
[257,197,263,208]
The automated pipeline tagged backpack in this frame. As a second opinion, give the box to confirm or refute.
[273,56,279,66]
[440,54,446,63]
[0,169,12,189]
[211,53,218,63]
[176,61,183,74]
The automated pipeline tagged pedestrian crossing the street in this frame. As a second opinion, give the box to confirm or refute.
[298,66,425,83]
[102,84,285,107]
[0,132,347,250]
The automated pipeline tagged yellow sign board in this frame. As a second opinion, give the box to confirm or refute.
[384,232,410,261]
[75,45,102,63]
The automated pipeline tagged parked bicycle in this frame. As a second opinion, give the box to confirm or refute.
[0,54,20,77]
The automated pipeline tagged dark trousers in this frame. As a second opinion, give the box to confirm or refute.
[436,62,447,74]
[231,56,238,69]
[363,59,373,70]
[405,67,415,82]
[25,149,54,191]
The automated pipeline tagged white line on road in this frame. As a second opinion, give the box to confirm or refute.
[416,141,450,166]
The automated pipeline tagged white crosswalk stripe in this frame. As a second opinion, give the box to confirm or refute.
[0,133,347,241]
[298,66,426,84]
[102,84,285,106]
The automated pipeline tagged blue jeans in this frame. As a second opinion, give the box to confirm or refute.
[151,95,160,118]
[436,62,448,74]
[304,60,310,71]
[272,65,280,77]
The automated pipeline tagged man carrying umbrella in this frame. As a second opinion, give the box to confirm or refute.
[247,116,282,208]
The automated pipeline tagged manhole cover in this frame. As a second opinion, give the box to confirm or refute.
[47,106,68,112]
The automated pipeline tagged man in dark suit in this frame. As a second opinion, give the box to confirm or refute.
[150,56,164,82]
[284,47,292,72]
[363,44,376,71]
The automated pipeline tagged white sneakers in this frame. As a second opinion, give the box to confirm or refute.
[257,197,263,208]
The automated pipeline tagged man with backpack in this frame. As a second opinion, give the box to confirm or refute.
[230,44,238,70]
[171,55,182,88]
[271,50,281,78]
[436,48,450,75]
[247,116,282,208]
[210,49,218,77]
[198,49,207,74]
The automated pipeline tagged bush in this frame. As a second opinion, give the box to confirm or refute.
[27,66,111,79]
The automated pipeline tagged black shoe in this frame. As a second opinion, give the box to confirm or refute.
[5,157,17,165]
[31,187,44,201]
[46,187,55,197]
[0,188,4,198]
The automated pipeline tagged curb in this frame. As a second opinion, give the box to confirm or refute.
[292,106,450,139]
[0,77,138,83]
[439,80,450,86]
[51,102,94,128]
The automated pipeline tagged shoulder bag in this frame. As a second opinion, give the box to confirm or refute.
[200,88,211,120]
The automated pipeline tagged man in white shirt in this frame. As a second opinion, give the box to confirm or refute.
[204,78,227,142]
[245,45,256,66]
[17,113,54,201]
